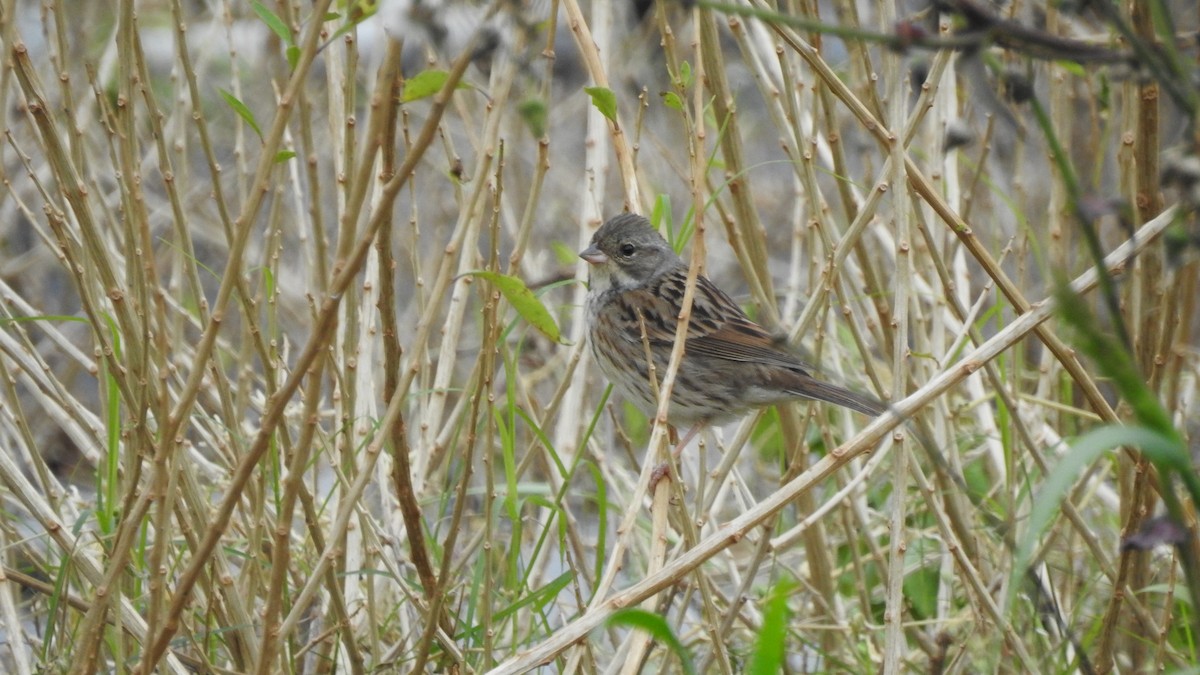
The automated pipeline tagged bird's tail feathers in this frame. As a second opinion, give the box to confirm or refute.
[787,378,885,417]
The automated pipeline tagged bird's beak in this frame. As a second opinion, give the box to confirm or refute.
[579,245,607,265]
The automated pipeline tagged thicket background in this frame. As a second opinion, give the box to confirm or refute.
[0,0,1197,673]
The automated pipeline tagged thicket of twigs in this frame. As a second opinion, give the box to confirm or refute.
[0,0,1197,672]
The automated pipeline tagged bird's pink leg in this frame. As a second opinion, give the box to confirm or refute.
[672,422,707,458]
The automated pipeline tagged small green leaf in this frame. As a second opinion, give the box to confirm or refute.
[551,241,577,266]
[274,150,297,163]
[679,61,693,88]
[650,194,674,248]
[1056,60,1085,77]
[902,551,939,620]
[586,461,608,582]
[457,571,574,640]
[286,45,301,70]
[518,97,547,137]
[463,271,568,345]
[329,0,379,42]
[251,1,293,46]
[262,267,275,298]
[345,0,378,23]
[402,69,471,102]
[328,22,356,43]
[747,578,796,674]
[494,411,520,524]
[584,86,617,122]
[219,89,263,140]
[608,609,695,675]
[515,407,567,479]
[661,91,683,110]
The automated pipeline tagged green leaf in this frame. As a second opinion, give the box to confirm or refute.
[515,407,567,479]
[1056,286,1178,441]
[518,97,548,138]
[1056,60,1085,77]
[218,89,263,140]
[262,266,275,298]
[608,609,695,675]
[463,271,568,345]
[1010,425,1180,610]
[584,86,617,122]
[493,410,520,525]
[902,547,939,620]
[457,571,574,640]
[402,69,471,103]
[551,241,578,266]
[345,0,378,23]
[661,91,683,111]
[747,578,796,674]
[679,60,693,88]
[503,569,574,621]
[328,21,356,43]
[585,461,608,583]
[274,150,297,163]
[329,0,378,42]
[286,45,301,70]
[251,1,293,46]
[650,194,675,249]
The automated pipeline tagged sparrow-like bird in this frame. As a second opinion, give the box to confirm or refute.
[581,213,881,450]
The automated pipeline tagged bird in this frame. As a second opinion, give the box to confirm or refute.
[580,213,882,453]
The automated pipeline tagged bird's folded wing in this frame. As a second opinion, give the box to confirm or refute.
[612,277,817,374]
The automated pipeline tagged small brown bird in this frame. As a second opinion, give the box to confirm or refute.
[580,213,882,450]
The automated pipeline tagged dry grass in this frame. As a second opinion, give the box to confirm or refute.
[0,0,1197,673]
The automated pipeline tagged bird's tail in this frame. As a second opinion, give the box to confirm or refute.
[786,377,885,417]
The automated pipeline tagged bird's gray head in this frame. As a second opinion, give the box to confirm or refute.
[579,214,681,292]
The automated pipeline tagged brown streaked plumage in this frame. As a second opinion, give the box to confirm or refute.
[581,213,881,449]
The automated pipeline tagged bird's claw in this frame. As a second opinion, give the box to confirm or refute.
[649,462,672,489]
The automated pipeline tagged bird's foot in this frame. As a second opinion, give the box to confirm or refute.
[649,462,672,490]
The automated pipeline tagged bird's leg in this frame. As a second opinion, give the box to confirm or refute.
[650,425,682,489]
[651,422,706,487]
[672,421,707,459]
[649,462,672,489]
[652,417,700,485]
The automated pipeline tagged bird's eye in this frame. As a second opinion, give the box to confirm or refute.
[619,243,636,256]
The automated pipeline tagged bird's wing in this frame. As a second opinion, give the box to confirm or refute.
[611,273,815,373]
[605,272,884,416]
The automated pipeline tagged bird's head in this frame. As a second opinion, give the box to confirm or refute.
[579,214,679,292]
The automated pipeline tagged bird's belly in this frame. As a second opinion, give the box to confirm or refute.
[587,333,746,426]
